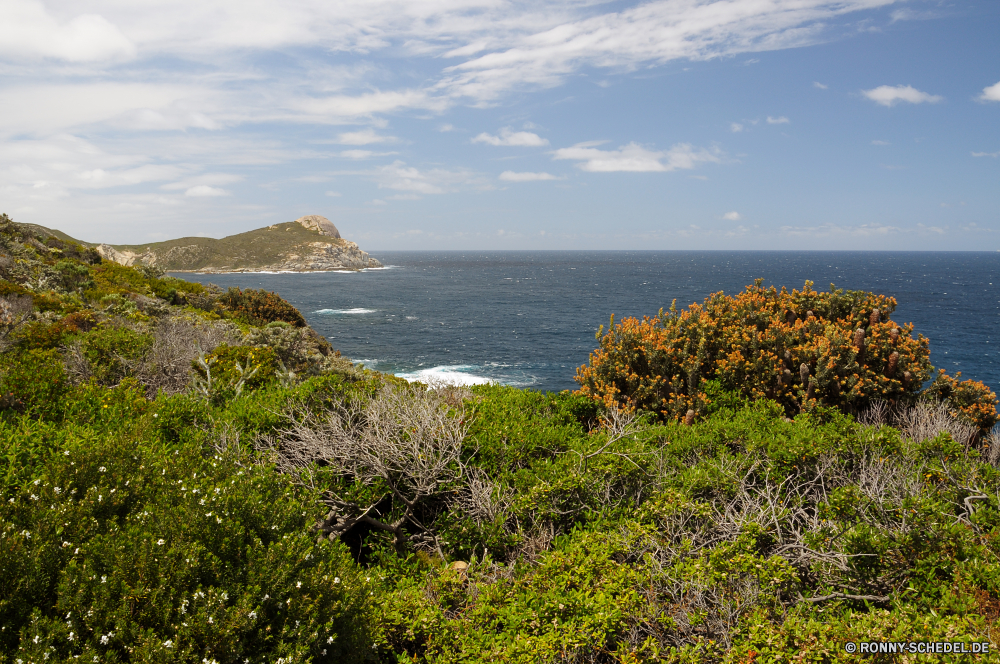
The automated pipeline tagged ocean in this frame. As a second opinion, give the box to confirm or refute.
[172,251,1000,395]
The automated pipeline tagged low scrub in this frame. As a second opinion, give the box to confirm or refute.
[0,213,997,662]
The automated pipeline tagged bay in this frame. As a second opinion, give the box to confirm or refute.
[173,250,1000,394]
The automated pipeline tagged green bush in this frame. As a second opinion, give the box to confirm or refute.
[87,262,151,297]
[149,276,205,305]
[81,324,154,386]
[218,288,307,327]
[0,430,374,662]
[0,348,69,420]
[54,260,94,292]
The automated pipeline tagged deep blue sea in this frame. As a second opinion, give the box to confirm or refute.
[172,251,1000,395]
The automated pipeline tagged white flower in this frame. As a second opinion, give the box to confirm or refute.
[30,495,38,501]
[206,512,212,517]
[327,636,334,644]
[99,467,106,472]
[101,576,107,583]
[296,581,301,589]
[100,635,109,645]
[163,639,173,648]
[67,632,74,641]
[334,577,340,584]
[33,479,40,485]
[54,487,61,494]
[64,451,70,455]
[157,539,165,545]
[208,616,213,624]
[248,611,257,619]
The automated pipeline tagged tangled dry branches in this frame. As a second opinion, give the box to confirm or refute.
[273,382,469,553]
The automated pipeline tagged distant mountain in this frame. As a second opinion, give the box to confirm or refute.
[95,215,381,273]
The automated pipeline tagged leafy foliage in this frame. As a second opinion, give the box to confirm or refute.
[1,212,998,662]
[575,280,996,432]
[218,287,307,327]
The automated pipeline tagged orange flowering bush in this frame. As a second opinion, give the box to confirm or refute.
[576,280,951,421]
[923,369,999,432]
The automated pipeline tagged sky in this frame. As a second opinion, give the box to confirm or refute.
[1,0,998,251]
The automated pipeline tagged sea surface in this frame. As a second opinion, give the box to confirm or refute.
[172,251,1000,395]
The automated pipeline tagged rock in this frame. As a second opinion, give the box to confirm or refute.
[295,215,341,238]
[95,244,157,267]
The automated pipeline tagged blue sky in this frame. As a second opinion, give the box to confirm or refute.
[1,0,997,250]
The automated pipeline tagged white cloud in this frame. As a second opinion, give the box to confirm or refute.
[0,83,214,137]
[374,160,481,195]
[336,129,397,145]
[972,151,1000,158]
[288,89,448,122]
[862,85,943,107]
[499,171,560,181]
[162,173,242,191]
[871,140,890,145]
[730,122,744,133]
[0,0,135,62]
[766,116,790,124]
[979,81,1000,103]
[552,141,721,173]
[325,190,342,196]
[813,81,828,89]
[780,223,904,237]
[721,211,742,221]
[184,185,229,197]
[0,1,908,136]
[339,149,397,159]
[473,127,548,147]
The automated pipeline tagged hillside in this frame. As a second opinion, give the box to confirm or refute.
[2,212,999,662]
[96,215,381,272]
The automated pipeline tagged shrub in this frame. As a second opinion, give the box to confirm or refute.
[0,348,69,420]
[219,287,307,327]
[922,369,999,433]
[0,433,374,662]
[195,344,280,390]
[576,280,936,421]
[80,324,154,386]
[149,275,205,305]
[87,262,150,297]
[53,260,94,292]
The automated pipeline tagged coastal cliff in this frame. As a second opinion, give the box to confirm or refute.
[95,215,381,273]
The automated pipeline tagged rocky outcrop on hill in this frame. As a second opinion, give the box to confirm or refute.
[95,215,381,273]
[295,215,341,238]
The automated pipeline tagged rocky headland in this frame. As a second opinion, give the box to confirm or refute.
[95,215,382,273]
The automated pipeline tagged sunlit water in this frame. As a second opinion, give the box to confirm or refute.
[173,251,1000,394]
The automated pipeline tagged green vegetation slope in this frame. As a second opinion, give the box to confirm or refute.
[97,217,381,273]
[2,213,999,663]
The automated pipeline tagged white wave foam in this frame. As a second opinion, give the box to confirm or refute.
[313,308,377,315]
[395,365,495,386]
